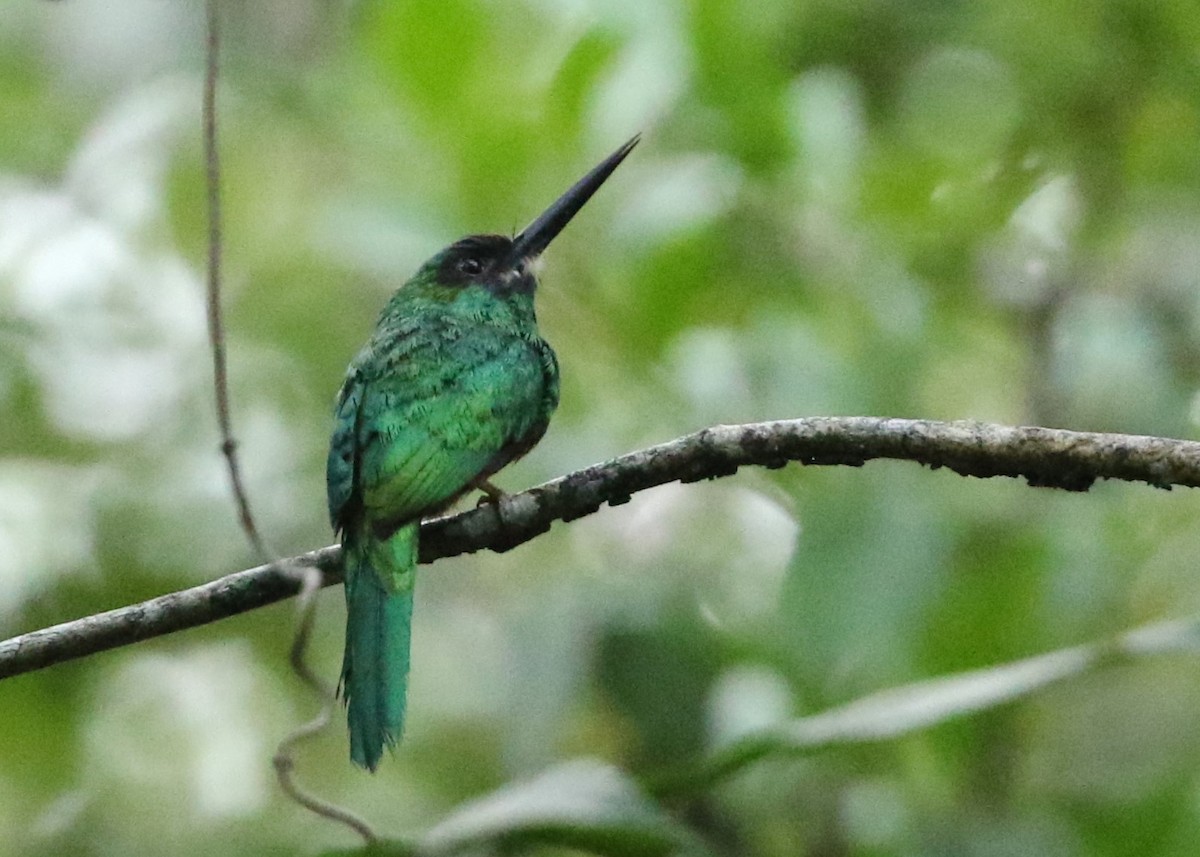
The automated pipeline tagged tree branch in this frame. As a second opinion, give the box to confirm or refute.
[4,417,1200,681]
[644,615,1200,797]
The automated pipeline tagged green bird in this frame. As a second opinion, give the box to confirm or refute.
[327,137,639,771]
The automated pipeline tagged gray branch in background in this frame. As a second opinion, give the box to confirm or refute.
[4,416,1200,681]
[645,614,1200,797]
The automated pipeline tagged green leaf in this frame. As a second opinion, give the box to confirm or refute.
[320,842,414,857]
[417,759,708,857]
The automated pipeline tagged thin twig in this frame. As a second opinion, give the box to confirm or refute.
[202,2,364,840]
[5,417,1200,680]
[269,567,374,843]
[203,0,269,560]
[273,565,377,843]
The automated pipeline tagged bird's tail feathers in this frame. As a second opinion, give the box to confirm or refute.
[340,520,417,771]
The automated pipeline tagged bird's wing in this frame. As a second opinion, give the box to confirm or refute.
[327,368,366,533]
[355,328,550,528]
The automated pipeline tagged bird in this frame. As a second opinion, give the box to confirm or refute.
[327,136,639,770]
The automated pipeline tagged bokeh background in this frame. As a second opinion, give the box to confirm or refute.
[5,0,1200,854]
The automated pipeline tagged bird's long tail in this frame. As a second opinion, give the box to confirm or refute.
[340,520,417,771]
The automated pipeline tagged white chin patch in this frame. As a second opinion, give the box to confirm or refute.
[502,257,543,285]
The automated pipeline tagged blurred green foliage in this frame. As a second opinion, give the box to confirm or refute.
[4,0,1200,854]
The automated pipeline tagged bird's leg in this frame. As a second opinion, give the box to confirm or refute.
[474,479,507,507]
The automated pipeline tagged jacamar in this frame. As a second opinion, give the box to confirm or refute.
[327,136,639,770]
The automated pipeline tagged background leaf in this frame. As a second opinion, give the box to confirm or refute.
[419,759,707,856]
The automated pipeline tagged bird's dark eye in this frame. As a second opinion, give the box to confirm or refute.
[456,257,483,276]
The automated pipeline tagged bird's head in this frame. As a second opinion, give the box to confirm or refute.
[415,135,639,298]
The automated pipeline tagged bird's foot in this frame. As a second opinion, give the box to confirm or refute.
[475,479,507,507]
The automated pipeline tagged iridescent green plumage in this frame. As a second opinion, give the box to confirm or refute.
[327,137,638,770]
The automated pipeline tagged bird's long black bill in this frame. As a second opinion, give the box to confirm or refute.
[507,134,640,264]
